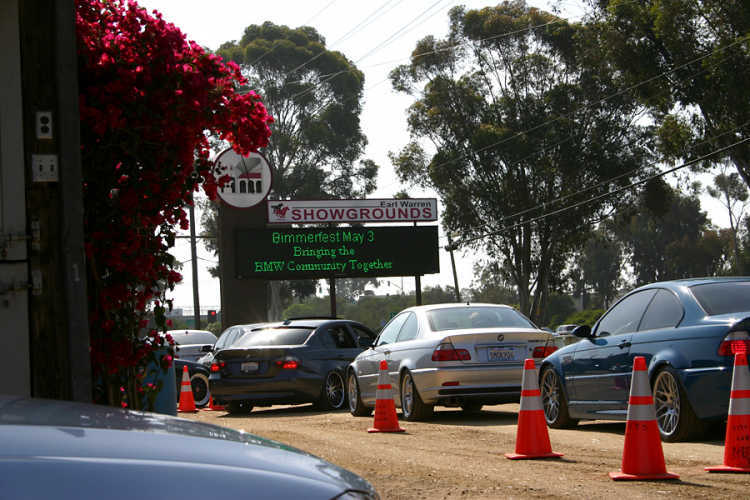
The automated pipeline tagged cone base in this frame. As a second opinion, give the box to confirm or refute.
[609,470,679,481]
[177,409,199,413]
[705,465,750,473]
[203,406,225,411]
[505,451,563,460]
[368,427,406,433]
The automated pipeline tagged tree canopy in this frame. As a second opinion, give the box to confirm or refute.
[388,1,653,323]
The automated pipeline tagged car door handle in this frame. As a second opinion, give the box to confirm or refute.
[384,349,391,355]
[617,340,631,348]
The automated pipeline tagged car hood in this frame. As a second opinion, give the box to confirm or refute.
[0,396,376,499]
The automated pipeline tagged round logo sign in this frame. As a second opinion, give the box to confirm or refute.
[212,149,273,210]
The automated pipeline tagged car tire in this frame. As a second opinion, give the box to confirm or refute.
[401,370,433,422]
[225,402,254,414]
[190,372,210,408]
[315,371,346,410]
[653,366,708,442]
[461,404,483,412]
[540,367,579,429]
[348,371,372,417]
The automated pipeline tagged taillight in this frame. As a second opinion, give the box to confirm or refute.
[432,342,471,361]
[533,346,558,358]
[718,331,750,356]
[210,362,225,372]
[273,356,300,370]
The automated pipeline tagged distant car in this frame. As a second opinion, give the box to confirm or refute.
[348,303,556,421]
[169,329,218,362]
[0,395,380,500]
[174,358,210,408]
[539,277,750,442]
[554,324,578,335]
[210,318,377,414]
[198,323,265,369]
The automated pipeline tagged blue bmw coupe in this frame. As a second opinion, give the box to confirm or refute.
[539,277,750,442]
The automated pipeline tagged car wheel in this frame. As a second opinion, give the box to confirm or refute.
[190,372,210,408]
[348,371,372,417]
[653,366,708,442]
[540,367,579,428]
[225,402,254,415]
[461,404,483,412]
[315,371,346,410]
[401,370,433,422]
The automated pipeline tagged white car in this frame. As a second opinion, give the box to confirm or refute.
[169,329,218,362]
[348,303,556,421]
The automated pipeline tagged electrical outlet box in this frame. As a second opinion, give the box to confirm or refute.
[36,111,53,139]
[31,154,59,182]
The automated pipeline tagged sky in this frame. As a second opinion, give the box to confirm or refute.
[133,0,732,312]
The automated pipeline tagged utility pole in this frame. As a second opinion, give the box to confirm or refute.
[189,201,200,328]
[446,233,461,303]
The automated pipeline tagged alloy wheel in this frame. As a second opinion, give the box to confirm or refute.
[653,370,680,436]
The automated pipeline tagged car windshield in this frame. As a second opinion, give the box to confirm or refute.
[427,307,536,331]
[170,331,217,345]
[233,327,313,347]
[691,282,750,316]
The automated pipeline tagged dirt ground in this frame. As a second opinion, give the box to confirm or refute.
[183,404,747,499]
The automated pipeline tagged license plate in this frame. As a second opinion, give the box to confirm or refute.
[241,361,259,373]
[488,347,515,361]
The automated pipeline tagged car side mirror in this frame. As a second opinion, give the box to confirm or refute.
[359,337,374,348]
[200,345,212,353]
[573,325,593,339]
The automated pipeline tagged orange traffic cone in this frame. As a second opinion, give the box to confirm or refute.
[706,353,750,473]
[505,359,563,459]
[204,395,225,412]
[177,365,198,413]
[609,356,679,480]
[368,360,405,433]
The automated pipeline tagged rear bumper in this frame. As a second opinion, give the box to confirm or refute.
[411,364,531,405]
[209,375,320,407]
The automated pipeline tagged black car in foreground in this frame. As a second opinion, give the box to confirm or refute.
[209,318,377,414]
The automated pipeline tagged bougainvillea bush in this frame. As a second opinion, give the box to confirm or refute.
[76,0,272,408]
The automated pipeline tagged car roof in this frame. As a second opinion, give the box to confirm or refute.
[0,396,374,498]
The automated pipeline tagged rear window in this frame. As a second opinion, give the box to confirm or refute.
[170,331,217,345]
[233,327,313,347]
[427,306,536,331]
[691,282,750,316]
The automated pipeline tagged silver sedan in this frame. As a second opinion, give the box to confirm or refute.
[347,303,555,421]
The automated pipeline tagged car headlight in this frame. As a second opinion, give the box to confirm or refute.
[333,490,381,500]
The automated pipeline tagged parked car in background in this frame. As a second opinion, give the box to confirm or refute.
[539,277,750,442]
[169,329,218,362]
[198,323,265,369]
[174,358,210,408]
[551,323,581,347]
[0,395,380,500]
[554,324,578,335]
[348,303,556,421]
[210,318,377,414]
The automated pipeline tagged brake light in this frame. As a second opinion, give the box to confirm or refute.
[718,331,750,356]
[210,362,225,372]
[432,342,471,361]
[532,346,558,358]
[273,356,300,370]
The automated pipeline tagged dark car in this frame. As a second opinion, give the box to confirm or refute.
[0,395,380,500]
[539,277,750,442]
[174,358,210,408]
[209,318,377,414]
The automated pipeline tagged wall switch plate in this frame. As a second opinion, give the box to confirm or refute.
[36,111,53,139]
[31,154,59,182]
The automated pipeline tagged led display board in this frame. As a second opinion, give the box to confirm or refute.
[235,226,440,280]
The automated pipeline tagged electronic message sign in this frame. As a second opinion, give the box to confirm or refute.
[235,226,440,280]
